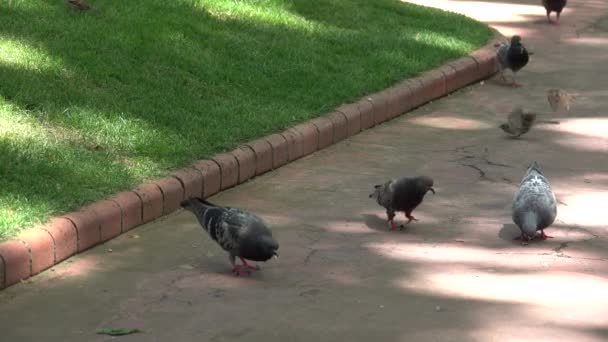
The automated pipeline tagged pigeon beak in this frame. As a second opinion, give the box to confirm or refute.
[429,187,436,194]
[273,252,279,259]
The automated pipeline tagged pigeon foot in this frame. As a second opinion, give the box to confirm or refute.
[540,231,554,240]
[388,220,398,231]
[232,265,252,277]
[510,81,523,88]
[405,215,419,224]
[513,233,532,244]
[239,257,260,270]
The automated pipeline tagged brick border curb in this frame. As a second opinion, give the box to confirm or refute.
[0,36,502,290]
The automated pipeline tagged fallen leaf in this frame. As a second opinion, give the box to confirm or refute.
[97,328,141,336]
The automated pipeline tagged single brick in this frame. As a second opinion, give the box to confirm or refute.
[407,79,426,108]
[391,81,414,115]
[367,94,389,125]
[87,200,122,242]
[357,99,374,130]
[0,252,3,288]
[309,117,333,149]
[108,192,142,232]
[470,45,499,76]
[336,103,361,137]
[153,177,185,215]
[448,57,479,89]
[172,167,204,199]
[291,123,319,156]
[64,209,101,252]
[231,147,256,183]
[383,88,403,119]
[418,69,446,104]
[42,217,77,262]
[281,129,304,162]
[133,184,163,223]
[326,112,348,143]
[0,240,31,287]
[245,139,273,176]
[212,153,239,190]
[192,160,221,198]
[17,228,54,275]
[439,64,460,93]
[265,134,288,168]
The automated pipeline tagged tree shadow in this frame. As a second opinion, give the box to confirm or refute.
[0,0,492,235]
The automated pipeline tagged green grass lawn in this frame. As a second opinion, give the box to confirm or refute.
[0,0,492,239]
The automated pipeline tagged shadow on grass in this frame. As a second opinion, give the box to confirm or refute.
[0,0,492,237]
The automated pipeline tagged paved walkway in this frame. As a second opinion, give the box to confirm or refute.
[2,1,608,341]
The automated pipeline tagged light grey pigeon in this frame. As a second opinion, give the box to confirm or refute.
[181,197,279,276]
[512,162,557,243]
[369,176,435,230]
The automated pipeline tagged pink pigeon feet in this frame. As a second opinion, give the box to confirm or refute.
[513,233,532,246]
[540,230,554,240]
[232,265,252,276]
[231,257,260,276]
[405,214,419,225]
[510,80,522,88]
[239,257,260,271]
[388,220,398,231]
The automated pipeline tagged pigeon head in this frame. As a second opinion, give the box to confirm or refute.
[369,184,383,199]
[416,176,435,195]
[242,234,279,262]
[526,161,544,176]
[511,35,522,45]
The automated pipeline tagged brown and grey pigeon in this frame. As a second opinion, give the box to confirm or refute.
[512,162,557,244]
[542,0,567,24]
[181,198,279,276]
[500,106,537,138]
[547,88,577,112]
[369,176,435,230]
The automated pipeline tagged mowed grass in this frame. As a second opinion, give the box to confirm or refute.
[0,0,492,239]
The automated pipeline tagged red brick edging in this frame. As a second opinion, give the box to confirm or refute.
[0,37,501,290]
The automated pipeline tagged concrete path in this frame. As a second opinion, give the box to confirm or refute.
[2,1,607,341]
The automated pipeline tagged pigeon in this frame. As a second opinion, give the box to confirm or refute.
[542,0,568,24]
[512,161,557,244]
[496,36,530,87]
[369,176,435,230]
[181,198,279,276]
[500,106,537,138]
[67,0,93,11]
[547,88,577,112]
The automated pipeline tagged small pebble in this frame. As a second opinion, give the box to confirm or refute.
[107,248,113,253]
[435,305,441,312]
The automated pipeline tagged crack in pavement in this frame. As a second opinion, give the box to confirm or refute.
[304,248,318,265]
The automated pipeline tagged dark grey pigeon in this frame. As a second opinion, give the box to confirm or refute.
[542,0,567,24]
[181,198,279,276]
[496,35,530,87]
[369,176,435,230]
[512,162,557,244]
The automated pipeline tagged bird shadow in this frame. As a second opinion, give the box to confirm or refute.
[498,223,557,246]
[362,213,424,234]
[498,223,520,242]
[362,213,391,232]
